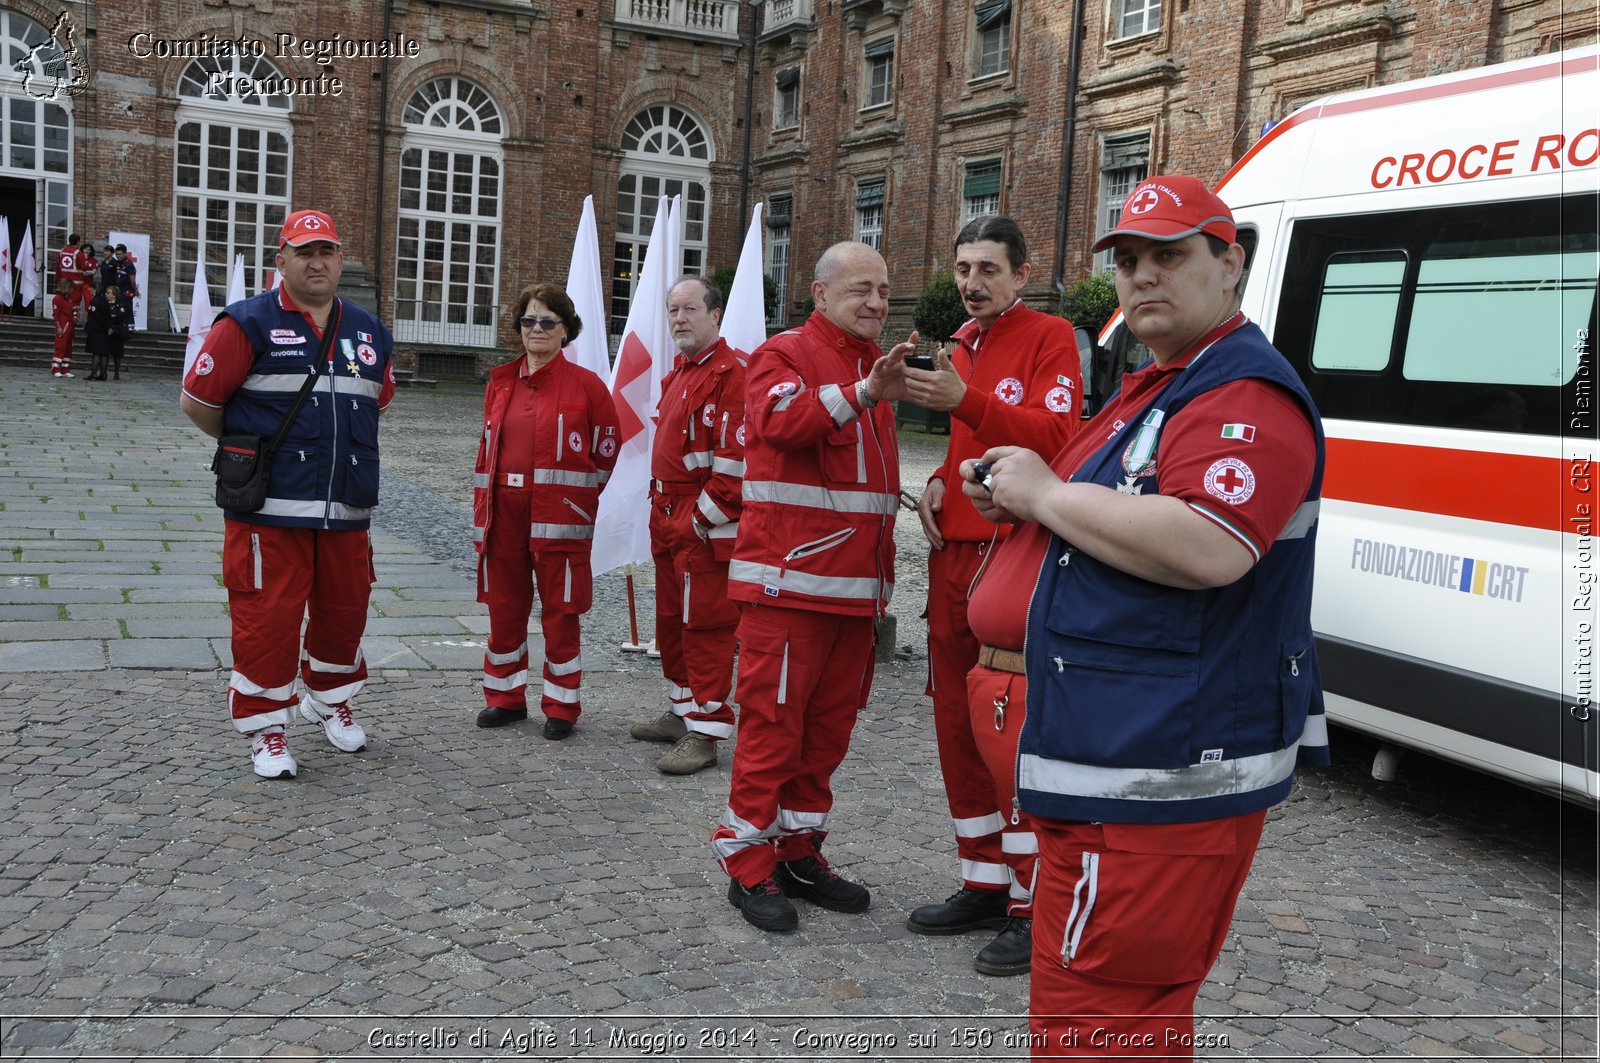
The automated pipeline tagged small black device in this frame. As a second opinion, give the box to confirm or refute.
[971,461,995,492]
[904,353,936,371]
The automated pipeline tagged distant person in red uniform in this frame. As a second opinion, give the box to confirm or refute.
[73,241,98,318]
[629,276,746,775]
[50,277,75,378]
[472,283,621,741]
[57,233,85,323]
[900,215,1084,977]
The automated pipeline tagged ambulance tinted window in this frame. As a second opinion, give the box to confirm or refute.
[1310,252,1405,372]
[1275,194,1599,437]
[1405,243,1595,387]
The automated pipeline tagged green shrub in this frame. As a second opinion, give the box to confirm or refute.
[707,265,779,323]
[1058,269,1118,337]
[912,272,967,345]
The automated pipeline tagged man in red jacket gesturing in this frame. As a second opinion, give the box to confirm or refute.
[711,242,917,932]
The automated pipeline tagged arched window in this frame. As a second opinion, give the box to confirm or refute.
[0,10,75,310]
[171,54,292,320]
[612,104,712,334]
[394,76,504,347]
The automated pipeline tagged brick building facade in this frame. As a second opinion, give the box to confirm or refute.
[0,0,1592,366]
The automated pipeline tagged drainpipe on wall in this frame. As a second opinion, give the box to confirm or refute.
[373,0,394,308]
[1052,0,1085,296]
[738,0,765,232]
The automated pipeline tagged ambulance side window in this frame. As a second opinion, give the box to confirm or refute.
[1275,193,1599,437]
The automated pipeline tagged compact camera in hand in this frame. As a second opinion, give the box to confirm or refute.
[971,461,995,492]
[904,353,936,371]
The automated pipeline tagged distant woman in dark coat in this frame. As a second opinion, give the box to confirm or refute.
[85,284,128,381]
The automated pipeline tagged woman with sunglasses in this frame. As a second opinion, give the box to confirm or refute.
[472,283,621,740]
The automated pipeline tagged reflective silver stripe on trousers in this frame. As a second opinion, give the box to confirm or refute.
[728,560,890,603]
[228,671,297,700]
[483,669,527,691]
[959,858,1011,886]
[954,812,1005,838]
[486,641,528,666]
[742,480,898,515]
[473,473,491,489]
[777,807,827,833]
[1019,743,1298,803]
[528,523,594,540]
[712,808,774,860]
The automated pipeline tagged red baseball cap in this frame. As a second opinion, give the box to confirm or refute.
[1091,175,1236,252]
[279,210,342,248]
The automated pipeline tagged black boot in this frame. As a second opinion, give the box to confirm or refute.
[974,916,1033,976]
[906,886,1010,935]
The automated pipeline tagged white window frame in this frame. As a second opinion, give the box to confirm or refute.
[973,1,1011,80]
[613,105,714,334]
[863,39,895,110]
[1114,0,1161,40]
[394,76,505,348]
[1098,132,1150,270]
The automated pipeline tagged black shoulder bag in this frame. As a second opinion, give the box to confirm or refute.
[211,302,342,513]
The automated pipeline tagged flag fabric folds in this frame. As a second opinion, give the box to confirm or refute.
[590,195,675,577]
[227,253,247,308]
[720,202,768,358]
[562,195,612,382]
[181,258,214,380]
[17,222,38,308]
[0,217,14,309]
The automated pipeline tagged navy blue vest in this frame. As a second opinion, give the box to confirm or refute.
[222,291,393,531]
[1020,321,1329,824]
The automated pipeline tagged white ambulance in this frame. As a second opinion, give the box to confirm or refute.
[1097,45,1600,802]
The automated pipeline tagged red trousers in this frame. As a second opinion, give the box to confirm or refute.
[223,520,374,732]
[650,491,737,739]
[712,603,875,885]
[927,542,1007,891]
[1029,811,1267,1060]
[51,322,74,374]
[479,485,591,722]
[966,664,1038,917]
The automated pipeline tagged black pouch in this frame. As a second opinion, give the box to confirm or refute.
[212,435,272,512]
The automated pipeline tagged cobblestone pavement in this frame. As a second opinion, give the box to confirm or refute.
[0,367,1596,1061]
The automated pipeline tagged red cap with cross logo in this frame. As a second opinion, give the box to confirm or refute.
[279,210,342,248]
[1091,175,1235,253]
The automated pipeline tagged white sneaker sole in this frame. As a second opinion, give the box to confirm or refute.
[299,696,368,753]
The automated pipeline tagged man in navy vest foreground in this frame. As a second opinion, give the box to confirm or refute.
[960,176,1328,1059]
[181,210,395,780]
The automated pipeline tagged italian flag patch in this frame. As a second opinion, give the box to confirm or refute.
[1220,423,1256,442]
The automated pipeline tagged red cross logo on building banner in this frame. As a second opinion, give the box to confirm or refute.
[1128,187,1161,214]
[1204,457,1256,504]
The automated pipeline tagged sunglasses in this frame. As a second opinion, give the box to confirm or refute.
[518,316,563,332]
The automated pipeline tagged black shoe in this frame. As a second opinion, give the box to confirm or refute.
[974,916,1033,976]
[476,706,528,728]
[542,717,574,740]
[906,887,1010,935]
[775,855,870,913]
[727,876,799,932]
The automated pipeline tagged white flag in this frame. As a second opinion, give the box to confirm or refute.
[17,222,38,308]
[663,194,682,293]
[561,195,611,380]
[591,196,674,577]
[182,257,214,381]
[0,216,13,309]
[720,202,768,358]
[227,252,247,307]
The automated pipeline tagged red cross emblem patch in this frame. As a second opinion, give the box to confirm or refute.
[995,377,1024,406]
[1128,186,1161,214]
[1204,457,1255,505]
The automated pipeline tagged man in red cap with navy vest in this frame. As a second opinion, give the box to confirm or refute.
[181,209,396,780]
[962,176,1327,1057]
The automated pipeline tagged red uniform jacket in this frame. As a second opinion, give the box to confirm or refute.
[729,311,899,618]
[652,337,748,560]
[473,353,621,554]
[931,300,1085,543]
